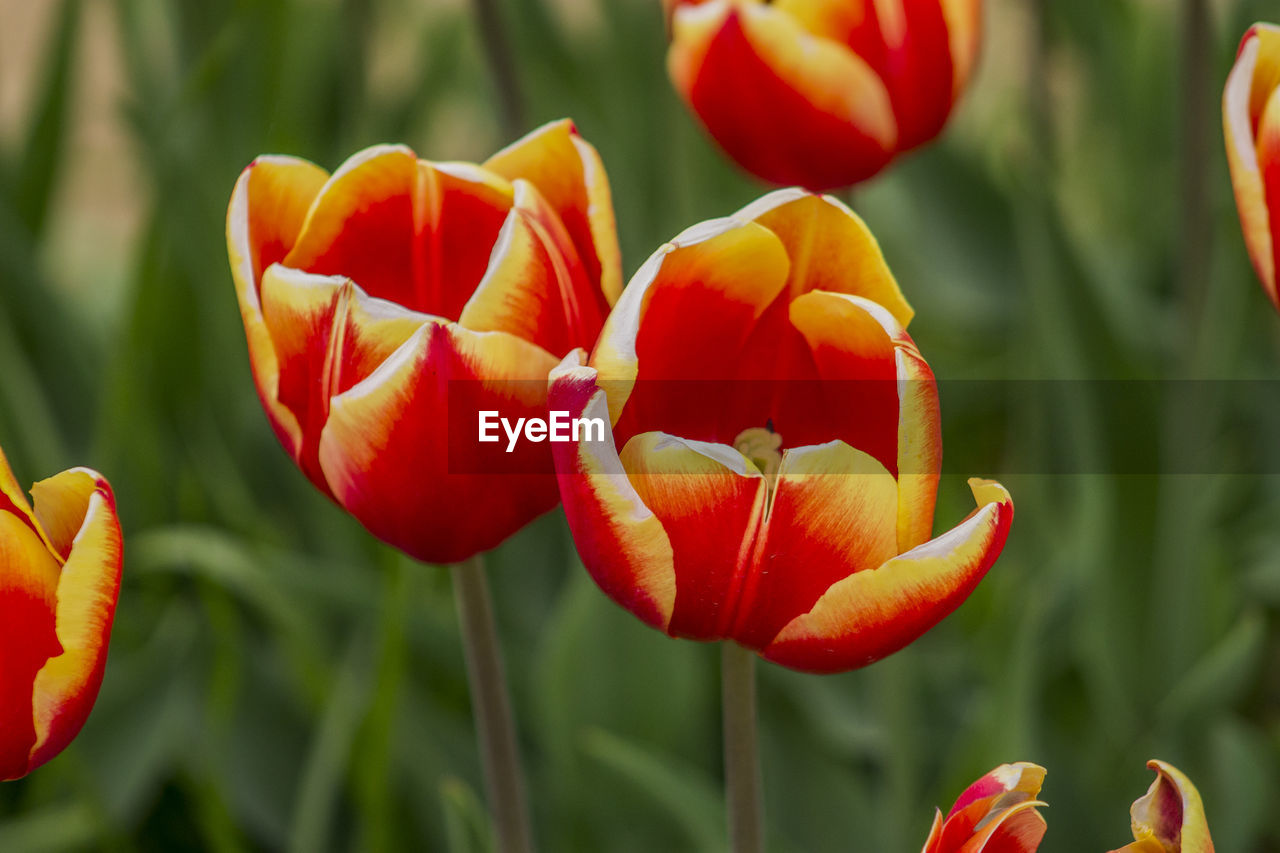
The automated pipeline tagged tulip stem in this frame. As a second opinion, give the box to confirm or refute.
[451,554,534,853]
[722,642,764,853]
[469,0,526,139]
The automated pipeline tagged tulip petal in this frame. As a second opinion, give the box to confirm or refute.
[1108,760,1215,853]
[954,801,1047,853]
[669,0,896,188]
[731,440,899,650]
[318,320,561,565]
[27,471,122,774]
[739,189,913,326]
[284,147,514,320]
[619,431,768,640]
[257,266,428,491]
[764,478,1012,672]
[460,180,606,360]
[1224,25,1280,307]
[549,356,678,630]
[593,216,791,430]
[1258,84,1280,309]
[939,0,982,97]
[484,119,623,304]
[0,511,62,780]
[947,763,1046,820]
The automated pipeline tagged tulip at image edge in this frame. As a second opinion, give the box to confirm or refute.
[548,188,1013,675]
[0,446,122,781]
[226,119,621,565]
[1224,22,1280,311]
[665,0,982,189]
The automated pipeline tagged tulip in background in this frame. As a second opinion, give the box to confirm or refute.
[920,762,1047,852]
[226,118,622,853]
[1108,760,1215,853]
[1224,22,1280,311]
[226,118,620,564]
[0,446,122,781]
[665,0,982,189]
[550,189,1013,675]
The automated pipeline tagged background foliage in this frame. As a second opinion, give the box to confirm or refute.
[1,0,1278,850]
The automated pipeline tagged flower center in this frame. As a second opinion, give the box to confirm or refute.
[734,423,782,496]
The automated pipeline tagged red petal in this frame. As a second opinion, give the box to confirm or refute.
[763,478,1012,673]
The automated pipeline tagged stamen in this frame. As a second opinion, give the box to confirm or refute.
[734,426,783,496]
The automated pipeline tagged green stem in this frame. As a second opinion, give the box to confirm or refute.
[721,642,764,853]
[469,0,526,139]
[452,554,534,853]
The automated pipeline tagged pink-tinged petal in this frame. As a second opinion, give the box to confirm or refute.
[549,355,677,630]
[593,216,790,430]
[739,189,914,326]
[226,157,330,456]
[27,470,122,775]
[1224,24,1280,308]
[731,441,899,650]
[1108,760,1215,853]
[763,478,1012,673]
[947,763,1046,820]
[668,1,896,189]
[318,320,561,565]
[0,511,62,780]
[257,267,427,492]
[284,148,514,320]
[484,119,623,304]
[459,180,606,360]
[922,763,1047,853]
[619,431,767,640]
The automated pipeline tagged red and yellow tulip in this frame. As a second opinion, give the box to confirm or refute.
[920,762,1047,853]
[1224,23,1280,310]
[548,189,1012,674]
[0,446,122,781]
[665,0,982,189]
[226,120,621,564]
[1108,760,1215,853]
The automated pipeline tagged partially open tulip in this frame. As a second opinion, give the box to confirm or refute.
[920,762,1047,853]
[1108,760,1215,853]
[226,120,621,564]
[0,447,122,780]
[548,189,1012,673]
[1224,23,1280,310]
[665,0,982,189]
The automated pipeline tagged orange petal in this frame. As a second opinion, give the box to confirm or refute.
[731,440,900,651]
[668,0,896,189]
[459,180,606,360]
[318,320,561,564]
[0,508,62,780]
[549,354,678,630]
[284,148,513,320]
[741,189,913,326]
[954,801,1046,853]
[27,470,122,775]
[1224,24,1280,307]
[484,119,623,305]
[619,431,767,640]
[226,156,329,457]
[1108,760,1215,853]
[946,763,1046,820]
[763,478,1012,673]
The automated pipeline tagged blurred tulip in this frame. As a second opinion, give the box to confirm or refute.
[1108,760,1215,853]
[226,120,621,564]
[665,0,982,189]
[920,762,1047,853]
[549,189,1012,674]
[0,447,122,781]
[1224,23,1280,310]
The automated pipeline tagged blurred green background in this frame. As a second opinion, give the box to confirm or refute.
[1,0,1279,849]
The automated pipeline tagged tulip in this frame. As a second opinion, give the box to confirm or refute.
[1108,760,1215,853]
[1224,23,1280,311]
[548,188,1013,674]
[920,762,1047,853]
[665,0,982,190]
[226,119,621,564]
[0,446,122,781]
